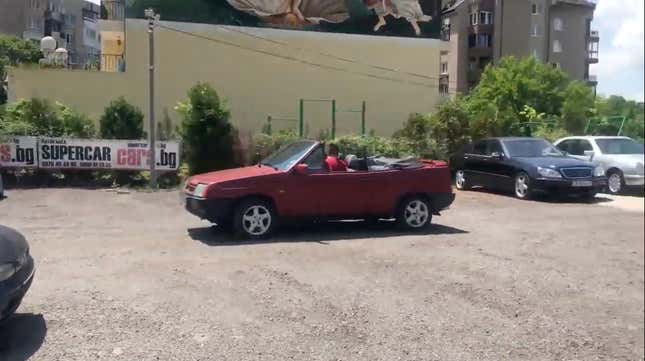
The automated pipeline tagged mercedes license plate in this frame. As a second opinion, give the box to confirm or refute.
[572,180,593,187]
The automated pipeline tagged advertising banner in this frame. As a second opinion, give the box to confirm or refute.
[0,136,38,168]
[37,138,180,171]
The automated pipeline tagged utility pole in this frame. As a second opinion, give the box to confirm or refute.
[145,8,158,188]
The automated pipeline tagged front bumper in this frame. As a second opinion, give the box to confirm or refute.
[0,254,35,323]
[184,195,234,223]
[532,177,606,194]
[624,174,645,186]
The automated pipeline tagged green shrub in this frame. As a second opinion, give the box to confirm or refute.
[334,135,413,158]
[58,103,96,137]
[100,97,145,139]
[176,83,237,175]
[251,129,299,163]
[0,98,96,137]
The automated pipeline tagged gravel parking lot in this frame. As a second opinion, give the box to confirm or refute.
[0,188,643,361]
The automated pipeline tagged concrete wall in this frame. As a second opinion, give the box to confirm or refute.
[9,19,446,138]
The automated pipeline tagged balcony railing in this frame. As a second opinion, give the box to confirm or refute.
[587,50,598,63]
[588,29,599,40]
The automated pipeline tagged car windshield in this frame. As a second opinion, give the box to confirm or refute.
[595,138,644,155]
[260,141,317,171]
[503,139,564,157]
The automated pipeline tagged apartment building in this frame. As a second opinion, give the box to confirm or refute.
[439,0,598,95]
[0,0,101,68]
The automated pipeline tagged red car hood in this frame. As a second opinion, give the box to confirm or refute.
[188,166,278,185]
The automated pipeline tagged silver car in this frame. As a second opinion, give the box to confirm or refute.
[554,136,644,194]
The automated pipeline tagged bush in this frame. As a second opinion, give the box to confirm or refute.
[58,103,96,137]
[177,83,237,175]
[251,129,299,163]
[0,98,95,137]
[334,135,414,158]
[100,97,145,139]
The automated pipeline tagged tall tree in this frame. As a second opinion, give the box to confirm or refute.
[467,57,569,125]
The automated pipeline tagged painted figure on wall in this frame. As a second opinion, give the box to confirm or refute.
[225,0,431,35]
[225,0,350,27]
[363,0,432,35]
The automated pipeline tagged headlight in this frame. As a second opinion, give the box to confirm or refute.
[193,183,209,198]
[594,166,605,177]
[537,167,562,178]
[0,263,17,282]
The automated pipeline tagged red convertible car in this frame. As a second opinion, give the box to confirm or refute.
[183,140,455,238]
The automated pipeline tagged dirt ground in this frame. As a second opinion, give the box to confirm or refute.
[0,188,643,361]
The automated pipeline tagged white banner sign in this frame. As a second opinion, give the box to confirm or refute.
[37,138,180,170]
[0,136,39,168]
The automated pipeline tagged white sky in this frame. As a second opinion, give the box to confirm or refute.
[591,0,644,101]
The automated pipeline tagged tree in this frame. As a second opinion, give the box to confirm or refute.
[176,83,237,174]
[100,97,145,139]
[0,35,42,105]
[468,57,569,126]
[427,98,472,157]
[559,81,595,134]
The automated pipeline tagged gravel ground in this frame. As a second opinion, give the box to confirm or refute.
[0,188,643,361]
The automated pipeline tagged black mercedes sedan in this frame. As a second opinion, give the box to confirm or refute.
[0,225,35,323]
[449,137,607,199]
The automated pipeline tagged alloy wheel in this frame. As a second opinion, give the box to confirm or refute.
[404,200,430,228]
[455,170,466,190]
[515,174,530,198]
[608,173,622,194]
[242,205,272,236]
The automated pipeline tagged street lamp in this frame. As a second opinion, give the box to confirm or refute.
[145,8,158,188]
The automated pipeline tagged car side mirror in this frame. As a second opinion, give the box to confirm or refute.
[491,152,504,160]
[294,163,309,175]
[584,150,595,160]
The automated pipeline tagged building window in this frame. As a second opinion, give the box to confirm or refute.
[478,34,491,47]
[553,17,563,31]
[439,81,450,95]
[480,57,491,69]
[469,34,492,48]
[532,48,540,59]
[480,11,493,25]
[553,40,562,53]
[531,3,540,15]
[470,12,478,25]
[440,62,448,74]
[468,57,477,71]
[551,62,560,69]
[531,24,541,37]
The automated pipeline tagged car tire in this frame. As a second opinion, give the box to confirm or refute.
[606,170,624,195]
[455,170,470,190]
[232,198,277,240]
[397,196,432,230]
[514,172,533,200]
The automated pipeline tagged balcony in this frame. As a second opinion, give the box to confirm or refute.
[587,50,598,63]
[23,28,44,41]
[586,74,597,86]
[588,29,599,40]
